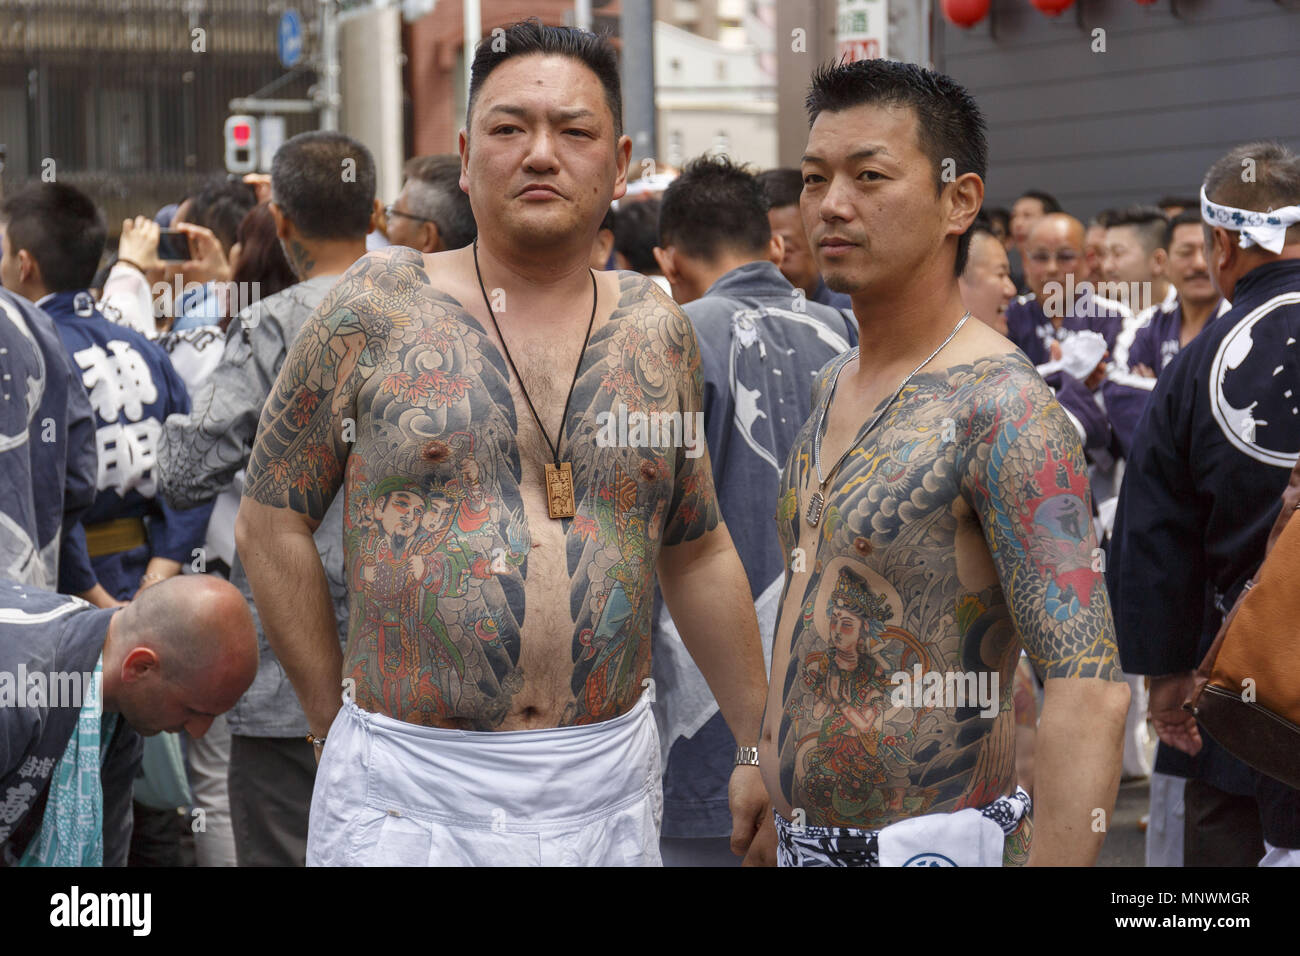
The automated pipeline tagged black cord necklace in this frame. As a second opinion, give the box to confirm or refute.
[472,239,598,519]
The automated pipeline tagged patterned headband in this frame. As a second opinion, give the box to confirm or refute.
[1200,184,1300,254]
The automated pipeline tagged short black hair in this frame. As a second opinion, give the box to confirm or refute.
[804,58,987,275]
[402,154,477,250]
[1156,195,1198,212]
[1017,189,1062,214]
[271,131,377,240]
[612,198,661,274]
[1107,204,1170,253]
[984,206,1010,234]
[1164,208,1203,248]
[1203,141,1300,248]
[468,19,623,140]
[756,168,804,209]
[1,182,106,292]
[658,155,772,261]
[187,176,257,254]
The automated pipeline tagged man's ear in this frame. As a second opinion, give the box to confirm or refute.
[653,245,678,284]
[767,233,786,266]
[121,646,160,684]
[458,129,471,196]
[612,135,634,203]
[946,172,985,240]
[423,221,443,255]
[17,248,41,287]
[269,201,292,241]
[367,198,383,237]
[1212,226,1236,274]
[1151,247,1168,278]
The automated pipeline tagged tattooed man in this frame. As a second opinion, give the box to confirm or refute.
[758,59,1130,867]
[235,20,770,866]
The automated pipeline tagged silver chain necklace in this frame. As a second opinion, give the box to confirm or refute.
[806,311,970,527]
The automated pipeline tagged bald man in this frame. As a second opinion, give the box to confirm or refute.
[0,576,257,866]
[1005,213,1131,368]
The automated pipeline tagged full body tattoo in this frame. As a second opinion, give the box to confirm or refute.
[770,351,1119,830]
[244,246,717,729]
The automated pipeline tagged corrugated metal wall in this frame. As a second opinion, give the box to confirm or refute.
[932,0,1300,220]
[0,0,316,228]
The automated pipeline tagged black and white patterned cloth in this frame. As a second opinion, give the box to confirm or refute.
[775,787,1032,868]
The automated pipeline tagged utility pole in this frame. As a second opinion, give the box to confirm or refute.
[620,0,656,171]
[319,0,341,131]
[464,0,482,95]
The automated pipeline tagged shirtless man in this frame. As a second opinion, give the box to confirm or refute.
[235,20,770,866]
[758,58,1130,867]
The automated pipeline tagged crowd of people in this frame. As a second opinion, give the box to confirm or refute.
[1,19,1297,868]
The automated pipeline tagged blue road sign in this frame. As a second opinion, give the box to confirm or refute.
[278,9,304,69]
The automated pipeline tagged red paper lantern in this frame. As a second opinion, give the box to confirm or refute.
[1030,0,1076,15]
[942,0,991,28]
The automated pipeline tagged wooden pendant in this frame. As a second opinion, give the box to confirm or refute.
[545,461,576,519]
[806,490,824,527]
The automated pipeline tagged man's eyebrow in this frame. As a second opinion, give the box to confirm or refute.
[801,146,893,165]
[483,104,598,122]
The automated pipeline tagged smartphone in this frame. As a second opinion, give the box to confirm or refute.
[156,230,190,262]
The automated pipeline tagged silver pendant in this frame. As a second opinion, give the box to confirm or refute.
[806,491,824,527]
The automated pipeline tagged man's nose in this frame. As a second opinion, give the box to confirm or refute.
[523,130,560,173]
[186,715,215,738]
[818,174,856,223]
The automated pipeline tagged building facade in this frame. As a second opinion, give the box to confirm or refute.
[0,0,313,223]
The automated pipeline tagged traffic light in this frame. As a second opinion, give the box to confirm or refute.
[224,115,259,175]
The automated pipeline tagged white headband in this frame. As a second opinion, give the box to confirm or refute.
[1200,184,1300,254]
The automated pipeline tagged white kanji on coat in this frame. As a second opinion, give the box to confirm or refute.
[16,755,57,780]
[94,419,162,496]
[75,340,158,422]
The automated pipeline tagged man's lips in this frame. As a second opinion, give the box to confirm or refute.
[517,183,563,198]
[819,237,857,257]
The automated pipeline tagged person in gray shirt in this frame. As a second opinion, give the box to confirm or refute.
[651,155,855,866]
[157,131,382,866]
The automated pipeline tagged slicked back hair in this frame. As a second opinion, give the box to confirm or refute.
[1203,141,1300,248]
[804,58,987,276]
[756,167,804,209]
[659,155,772,262]
[403,154,478,250]
[468,18,623,140]
[1,182,106,292]
[271,131,376,241]
[1107,204,1170,253]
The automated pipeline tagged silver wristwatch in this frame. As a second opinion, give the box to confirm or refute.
[734,746,760,767]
